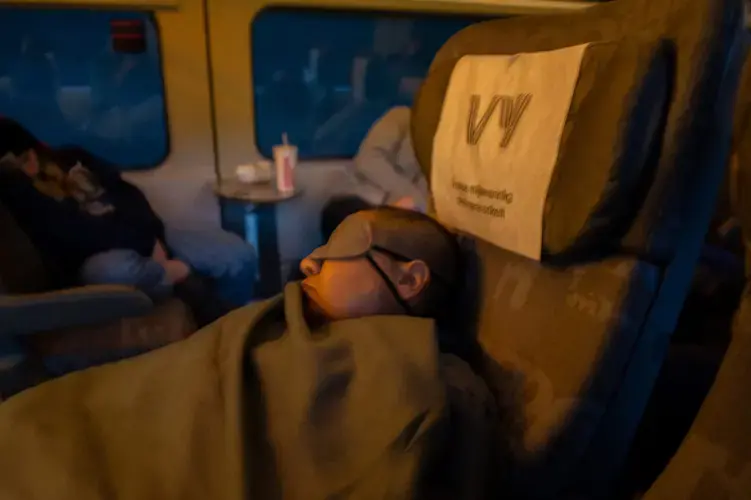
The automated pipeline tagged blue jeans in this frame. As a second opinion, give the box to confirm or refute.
[79,227,257,306]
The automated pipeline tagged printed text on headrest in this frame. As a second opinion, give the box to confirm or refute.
[431,46,590,260]
[467,94,533,148]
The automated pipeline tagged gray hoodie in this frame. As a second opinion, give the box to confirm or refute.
[348,106,430,212]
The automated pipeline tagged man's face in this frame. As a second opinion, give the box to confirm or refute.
[300,251,430,321]
[301,253,397,321]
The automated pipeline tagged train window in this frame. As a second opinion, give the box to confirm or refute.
[0,8,168,170]
[251,8,498,159]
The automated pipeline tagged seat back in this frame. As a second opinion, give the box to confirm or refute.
[411,0,747,497]
[0,200,50,398]
[0,199,50,295]
[645,56,751,496]
[730,47,751,272]
[0,118,56,295]
[643,282,751,499]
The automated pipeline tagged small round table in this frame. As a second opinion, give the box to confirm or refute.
[214,180,303,298]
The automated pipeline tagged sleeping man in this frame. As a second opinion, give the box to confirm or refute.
[0,207,496,500]
[301,206,459,325]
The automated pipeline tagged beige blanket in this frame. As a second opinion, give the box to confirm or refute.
[0,283,493,500]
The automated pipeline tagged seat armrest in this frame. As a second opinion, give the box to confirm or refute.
[0,285,154,336]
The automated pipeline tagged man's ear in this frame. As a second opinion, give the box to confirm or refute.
[395,260,430,301]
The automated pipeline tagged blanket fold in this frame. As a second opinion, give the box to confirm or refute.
[0,283,464,500]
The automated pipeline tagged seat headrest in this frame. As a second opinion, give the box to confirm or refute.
[412,0,746,262]
[421,38,671,262]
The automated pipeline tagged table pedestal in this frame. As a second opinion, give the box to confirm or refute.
[216,181,302,299]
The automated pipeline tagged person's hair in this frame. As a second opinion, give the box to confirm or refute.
[376,207,463,320]
[415,267,458,319]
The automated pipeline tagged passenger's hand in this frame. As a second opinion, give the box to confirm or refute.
[163,260,191,284]
[152,240,169,264]
[300,257,321,277]
[390,196,418,211]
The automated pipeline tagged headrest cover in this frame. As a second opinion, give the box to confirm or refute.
[419,38,671,262]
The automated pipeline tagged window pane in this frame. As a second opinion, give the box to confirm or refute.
[0,8,168,170]
[251,8,499,159]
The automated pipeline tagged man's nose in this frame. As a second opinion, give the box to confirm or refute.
[300,257,321,277]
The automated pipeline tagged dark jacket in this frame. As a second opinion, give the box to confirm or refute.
[0,119,164,274]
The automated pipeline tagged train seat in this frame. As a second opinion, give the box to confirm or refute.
[612,49,751,500]
[0,192,195,399]
[642,285,751,499]
[642,79,751,495]
[411,0,747,497]
[669,51,751,348]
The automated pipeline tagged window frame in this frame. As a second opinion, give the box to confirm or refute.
[248,4,505,162]
[208,0,593,179]
[0,6,172,171]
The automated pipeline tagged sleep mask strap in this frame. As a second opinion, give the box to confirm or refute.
[365,254,413,315]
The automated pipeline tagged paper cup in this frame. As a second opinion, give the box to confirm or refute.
[273,144,297,193]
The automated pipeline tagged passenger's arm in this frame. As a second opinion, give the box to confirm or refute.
[112,180,166,241]
[58,146,167,241]
[380,139,430,212]
[350,107,425,205]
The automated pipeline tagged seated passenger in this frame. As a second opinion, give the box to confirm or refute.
[0,207,495,500]
[321,106,429,240]
[0,119,255,326]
